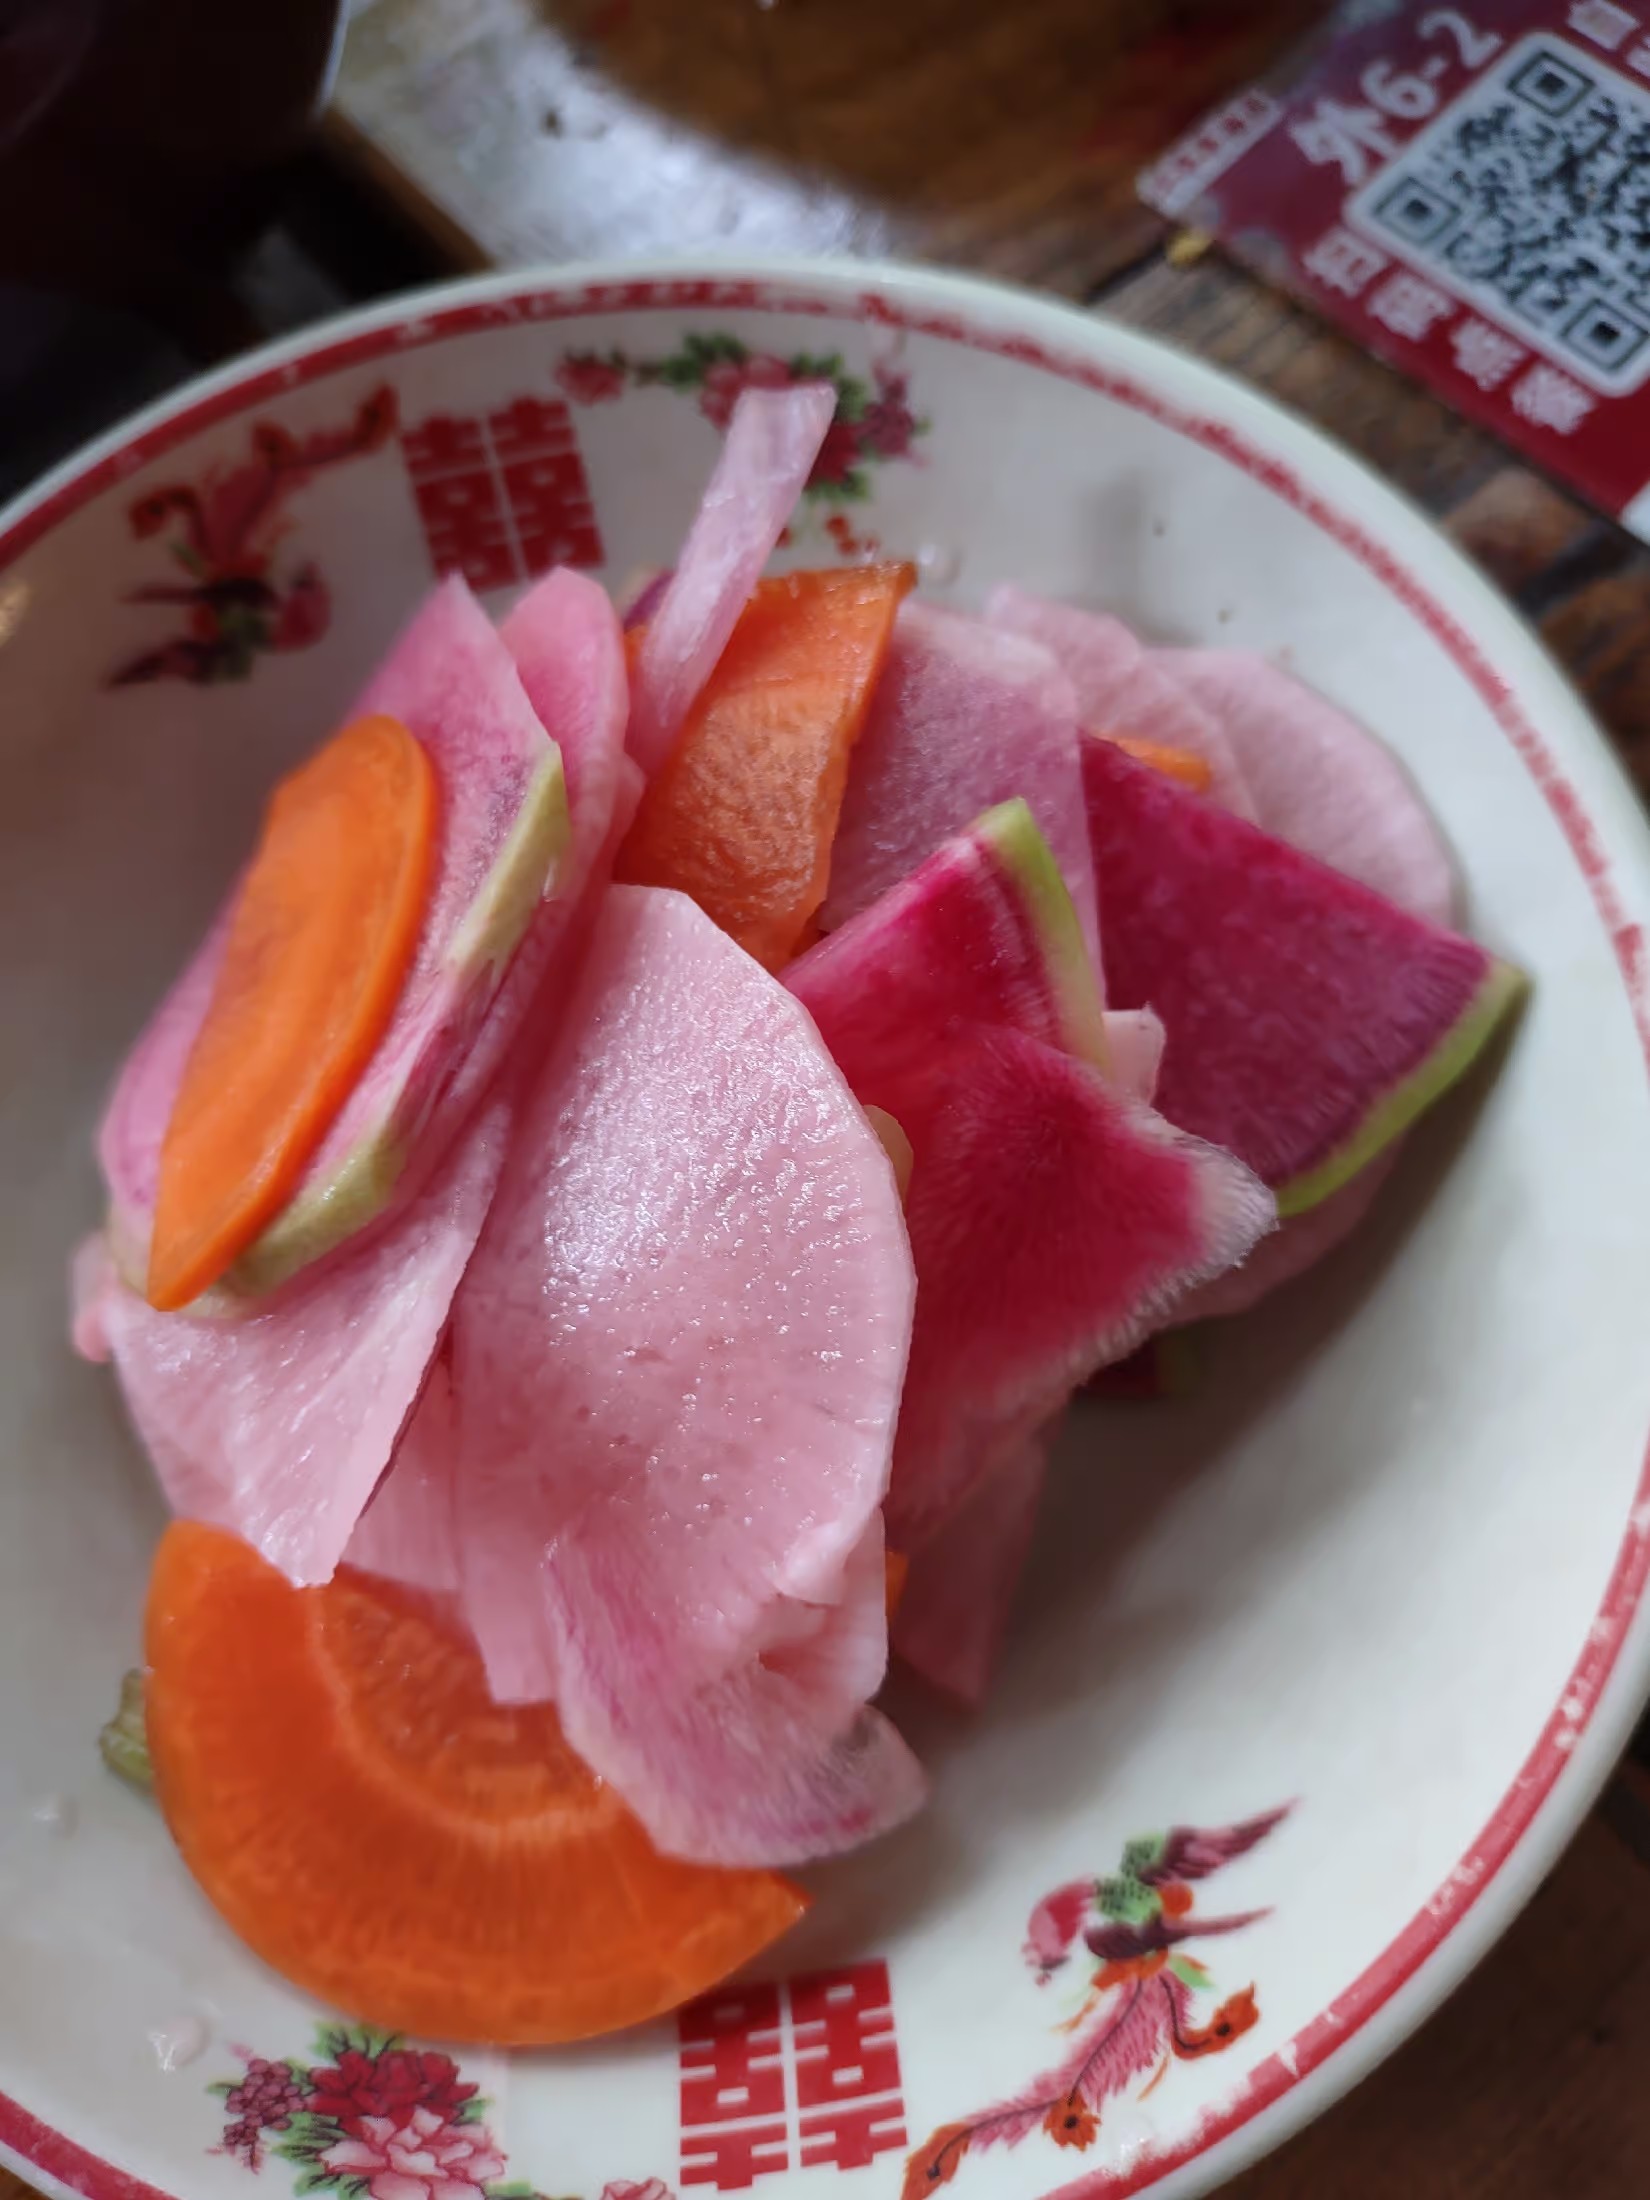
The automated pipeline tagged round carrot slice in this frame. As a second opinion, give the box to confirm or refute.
[145,1522,807,2045]
[146,715,436,1312]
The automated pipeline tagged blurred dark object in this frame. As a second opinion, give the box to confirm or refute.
[0,0,345,351]
[0,0,375,510]
[0,287,189,505]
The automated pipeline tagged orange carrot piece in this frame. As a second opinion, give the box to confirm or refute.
[1103,732,1213,795]
[617,564,914,970]
[145,1523,807,2046]
[884,1548,909,1621]
[147,715,436,1310]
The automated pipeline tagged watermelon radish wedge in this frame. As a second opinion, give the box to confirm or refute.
[1083,734,1524,1215]
[819,602,1099,973]
[789,797,1108,1098]
[1142,648,1458,1306]
[449,885,918,1860]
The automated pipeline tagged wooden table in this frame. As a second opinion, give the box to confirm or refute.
[10,5,1647,2198]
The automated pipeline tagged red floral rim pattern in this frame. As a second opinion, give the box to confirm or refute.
[0,269,1647,2200]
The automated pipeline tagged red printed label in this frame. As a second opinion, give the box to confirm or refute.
[1137,1,1650,537]
[677,1964,906,2190]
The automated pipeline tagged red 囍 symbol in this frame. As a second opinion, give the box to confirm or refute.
[678,1963,906,2190]
[400,395,604,591]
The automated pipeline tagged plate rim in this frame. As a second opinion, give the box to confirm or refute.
[3,251,1649,2200]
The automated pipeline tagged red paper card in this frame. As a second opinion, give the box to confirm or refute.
[1139,2,1650,536]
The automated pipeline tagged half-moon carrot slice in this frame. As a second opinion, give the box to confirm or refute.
[146,715,437,1311]
[144,1522,807,2045]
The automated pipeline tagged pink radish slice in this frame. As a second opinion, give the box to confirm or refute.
[985,587,1256,819]
[344,1358,461,1597]
[548,1513,925,1866]
[820,602,1100,976]
[91,1093,512,1588]
[97,904,232,1279]
[1101,1007,1166,1106]
[626,384,835,774]
[448,885,915,1860]
[1155,648,1459,925]
[894,1432,1048,1707]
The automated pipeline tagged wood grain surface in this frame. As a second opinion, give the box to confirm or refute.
[9,4,1648,2197]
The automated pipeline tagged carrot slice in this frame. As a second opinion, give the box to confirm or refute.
[147,716,436,1311]
[884,1548,909,1621]
[1103,731,1213,795]
[617,564,914,969]
[145,1522,807,2045]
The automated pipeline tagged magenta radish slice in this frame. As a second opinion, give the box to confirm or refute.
[793,806,1269,1540]
[626,384,835,774]
[894,1431,1048,1707]
[1144,647,1458,1307]
[819,602,1099,973]
[1155,648,1459,924]
[881,1027,1274,1544]
[89,1093,511,1588]
[1083,734,1523,1213]
[986,587,1256,819]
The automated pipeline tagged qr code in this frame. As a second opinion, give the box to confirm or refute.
[1347,33,1650,394]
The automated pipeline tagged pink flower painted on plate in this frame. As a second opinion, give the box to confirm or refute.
[307,2046,478,2136]
[321,2106,506,2200]
[697,350,795,430]
[551,331,928,520]
[860,366,921,461]
[556,351,627,404]
[208,2022,674,2200]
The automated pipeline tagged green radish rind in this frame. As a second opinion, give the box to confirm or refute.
[976,799,1110,1073]
[224,748,571,1297]
[1275,955,1527,1217]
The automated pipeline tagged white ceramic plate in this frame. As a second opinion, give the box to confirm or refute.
[3,259,1650,2200]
